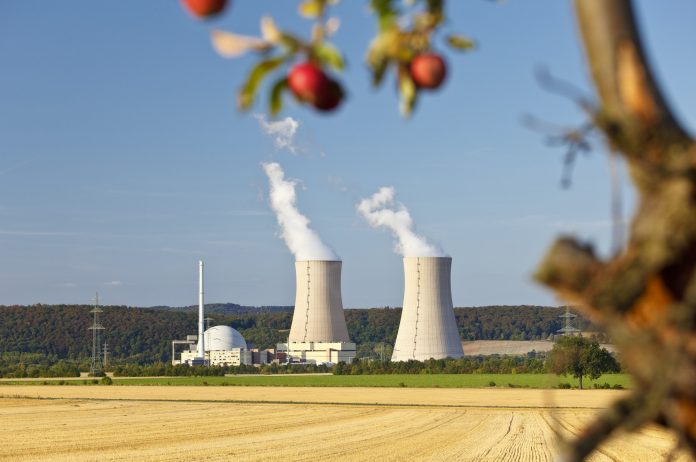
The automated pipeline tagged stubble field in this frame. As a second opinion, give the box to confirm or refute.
[0,386,688,462]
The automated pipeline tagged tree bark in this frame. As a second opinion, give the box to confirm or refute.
[536,0,696,459]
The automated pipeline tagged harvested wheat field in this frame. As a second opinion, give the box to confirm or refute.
[461,340,616,356]
[0,386,688,462]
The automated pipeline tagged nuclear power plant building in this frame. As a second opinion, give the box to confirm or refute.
[176,325,252,366]
[279,260,356,364]
[392,256,464,361]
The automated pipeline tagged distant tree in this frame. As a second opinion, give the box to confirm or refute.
[546,336,619,389]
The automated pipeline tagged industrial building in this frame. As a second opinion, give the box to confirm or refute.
[174,325,250,366]
[172,326,284,366]
[171,260,277,367]
[392,256,464,361]
[277,341,355,364]
[171,252,469,367]
[281,260,356,364]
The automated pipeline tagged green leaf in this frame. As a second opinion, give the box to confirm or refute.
[370,0,398,30]
[298,0,324,18]
[371,56,389,87]
[426,0,444,15]
[446,34,476,52]
[313,43,345,71]
[278,33,304,53]
[366,44,389,87]
[269,77,289,116]
[398,66,417,117]
[238,57,286,110]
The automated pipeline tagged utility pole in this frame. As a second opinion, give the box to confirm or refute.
[102,342,109,369]
[88,293,105,375]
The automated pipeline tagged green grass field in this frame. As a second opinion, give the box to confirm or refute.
[0,373,632,389]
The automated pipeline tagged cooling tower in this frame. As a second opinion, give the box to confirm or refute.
[392,256,464,361]
[289,260,351,343]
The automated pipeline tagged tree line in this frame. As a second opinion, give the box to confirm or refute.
[4,339,619,390]
[0,304,594,366]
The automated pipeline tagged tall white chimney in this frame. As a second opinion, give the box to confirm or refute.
[196,260,205,360]
[289,260,351,343]
[392,256,464,361]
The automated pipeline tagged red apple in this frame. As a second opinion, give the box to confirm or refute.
[181,0,228,19]
[288,62,343,112]
[288,62,329,105]
[313,79,344,112]
[410,53,447,90]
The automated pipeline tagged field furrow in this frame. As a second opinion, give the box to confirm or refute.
[0,386,691,462]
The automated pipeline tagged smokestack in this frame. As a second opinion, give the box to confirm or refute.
[392,256,464,361]
[289,260,351,343]
[196,260,205,360]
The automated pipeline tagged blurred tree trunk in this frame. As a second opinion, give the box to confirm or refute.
[536,0,696,459]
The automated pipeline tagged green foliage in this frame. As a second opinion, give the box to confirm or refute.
[210,7,346,115]
[333,355,548,375]
[269,77,289,115]
[365,0,468,115]
[453,306,592,341]
[0,304,598,373]
[445,34,476,52]
[110,361,337,377]
[344,308,401,346]
[546,336,619,389]
[100,376,113,385]
[0,352,81,378]
[0,304,295,366]
[4,373,631,389]
[239,57,287,110]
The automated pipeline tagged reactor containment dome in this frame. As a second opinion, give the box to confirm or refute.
[204,325,247,351]
[392,256,464,361]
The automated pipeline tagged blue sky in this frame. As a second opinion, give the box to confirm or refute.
[1,1,694,308]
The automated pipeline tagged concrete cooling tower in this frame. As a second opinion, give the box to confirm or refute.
[289,260,351,343]
[392,256,464,361]
[283,260,355,364]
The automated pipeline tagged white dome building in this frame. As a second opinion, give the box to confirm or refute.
[177,325,250,366]
[204,325,247,351]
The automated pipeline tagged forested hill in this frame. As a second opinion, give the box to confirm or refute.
[149,303,293,315]
[0,304,590,364]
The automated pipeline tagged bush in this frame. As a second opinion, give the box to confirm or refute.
[398,382,406,387]
[488,381,496,387]
[593,382,612,389]
[613,384,624,390]
[558,382,572,389]
[100,376,113,385]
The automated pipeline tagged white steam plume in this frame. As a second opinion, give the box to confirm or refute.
[254,114,300,153]
[262,162,338,261]
[357,187,445,257]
